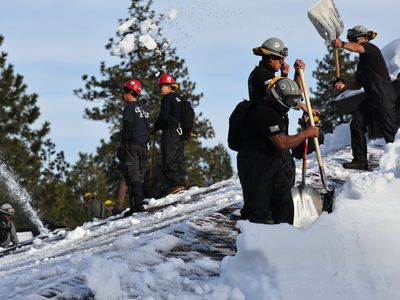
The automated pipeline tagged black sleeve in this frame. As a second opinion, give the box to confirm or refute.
[249,65,277,102]
[154,94,179,129]
[362,42,380,57]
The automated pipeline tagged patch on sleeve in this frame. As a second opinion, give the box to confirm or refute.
[269,125,280,133]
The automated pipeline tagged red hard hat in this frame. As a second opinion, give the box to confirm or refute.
[159,73,175,85]
[123,79,142,94]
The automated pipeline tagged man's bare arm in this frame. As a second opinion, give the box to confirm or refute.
[269,127,319,152]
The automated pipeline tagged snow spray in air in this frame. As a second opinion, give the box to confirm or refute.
[0,159,47,234]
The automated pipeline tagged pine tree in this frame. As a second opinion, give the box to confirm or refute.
[34,139,85,228]
[310,44,358,133]
[0,35,52,229]
[74,0,233,197]
[0,36,50,187]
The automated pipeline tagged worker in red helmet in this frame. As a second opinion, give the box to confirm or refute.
[153,73,185,194]
[117,79,150,216]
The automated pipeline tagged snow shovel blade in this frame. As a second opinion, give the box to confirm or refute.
[292,185,323,227]
[308,0,344,40]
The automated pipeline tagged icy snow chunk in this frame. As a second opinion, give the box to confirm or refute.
[142,271,156,288]
[195,257,219,273]
[111,33,135,56]
[139,34,157,50]
[113,234,135,250]
[154,261,181,282]
[130,218,141,225]
[85,257,124,300]
[379,130,400,177]
[32,238,42,245]
[139,19,157,35]
[66,226,90,240]
[342,172,394,199]
[320,123,351,154]
[118,17,136,33]
[167,9,178,20]
[153,234,180,252]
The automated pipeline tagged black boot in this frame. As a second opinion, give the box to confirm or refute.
[131,181,145,212]
[343,159,368,170]
[133,205,145,213]
[122,208,135,218]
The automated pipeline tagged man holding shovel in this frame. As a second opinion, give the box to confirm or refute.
[249,37,318,186]
[332,25,397,170]
[238,77,319,224]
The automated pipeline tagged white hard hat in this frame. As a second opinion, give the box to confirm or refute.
[0,203,15,216]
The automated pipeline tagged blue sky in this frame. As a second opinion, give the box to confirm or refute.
[0,0,399,165]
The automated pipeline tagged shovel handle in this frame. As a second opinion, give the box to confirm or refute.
[297,68,331,191]
[334,48,340,78]
[301,138,309,187]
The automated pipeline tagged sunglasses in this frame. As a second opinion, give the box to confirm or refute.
[284,95,303,108]
[280,47,288,57]
[270,55,285,62]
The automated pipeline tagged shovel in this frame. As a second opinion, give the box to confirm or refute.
[308,0,344,78]
[298,68,335,213]
[292,136,323,227]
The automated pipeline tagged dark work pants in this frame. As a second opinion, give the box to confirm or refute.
[121,144,148,211]
[161,127,185,189]
[282,150,296,188]
[351,101,396,162]
[237,147,294,224]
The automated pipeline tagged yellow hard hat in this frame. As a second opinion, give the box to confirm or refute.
[104,199,114,206]
[83,192,94,201]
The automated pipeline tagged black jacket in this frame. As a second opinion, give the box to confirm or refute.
[154,92,183,130]
[121,101,150,146]
[355,42,397,129]
[248,61,276,103]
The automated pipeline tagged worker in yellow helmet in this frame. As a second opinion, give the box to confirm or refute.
[104,199,124,218]
[83,192,105,221]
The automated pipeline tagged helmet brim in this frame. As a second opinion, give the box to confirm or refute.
[252,47,285,58]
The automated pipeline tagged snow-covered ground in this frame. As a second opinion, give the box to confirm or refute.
[1,126,400,299]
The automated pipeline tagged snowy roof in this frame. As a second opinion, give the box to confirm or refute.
[2,125,400,299]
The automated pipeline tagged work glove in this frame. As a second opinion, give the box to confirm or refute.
[280,62,290,77]
[333,77,346,90]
